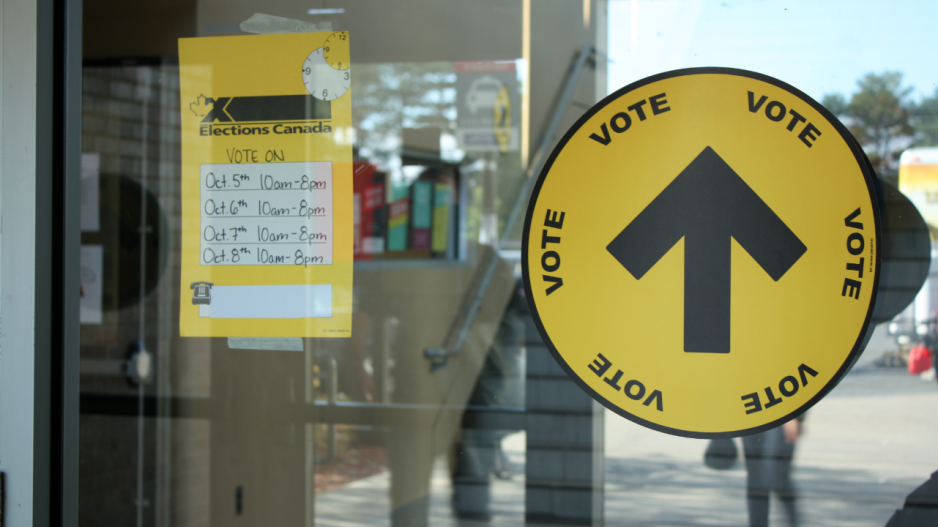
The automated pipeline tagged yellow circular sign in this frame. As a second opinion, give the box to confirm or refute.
[522,68,881,438]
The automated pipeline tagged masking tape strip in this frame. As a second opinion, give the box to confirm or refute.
[240,13,333,35]
[227,337,304,351]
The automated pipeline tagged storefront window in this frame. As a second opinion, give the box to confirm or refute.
[75,2,938,526]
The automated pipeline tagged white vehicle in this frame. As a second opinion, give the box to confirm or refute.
[465,75,503,115]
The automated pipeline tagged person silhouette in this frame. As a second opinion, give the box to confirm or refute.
[742,418,803,527]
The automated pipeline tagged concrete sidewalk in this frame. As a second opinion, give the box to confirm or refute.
[314,367,938,526]
[603,367,938,526]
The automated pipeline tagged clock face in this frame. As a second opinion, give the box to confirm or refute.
[302,47,351,101]
[323,32,350,71]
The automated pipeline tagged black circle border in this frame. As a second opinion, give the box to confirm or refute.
[520,67,883,439]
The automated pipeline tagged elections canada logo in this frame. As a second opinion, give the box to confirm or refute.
[190,93,334,136]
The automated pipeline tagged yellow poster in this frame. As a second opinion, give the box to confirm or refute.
[178,31,353,337]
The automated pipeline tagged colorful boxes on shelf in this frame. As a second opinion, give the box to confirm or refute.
[353,162,388,259]
[353,161,459,260]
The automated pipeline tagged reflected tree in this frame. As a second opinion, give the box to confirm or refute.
[912,88,938,147]
[352,62,457,174]
[822,72,915,175]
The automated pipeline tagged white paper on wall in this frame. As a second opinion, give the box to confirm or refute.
[81,152,100,232]
[80,244,103,324]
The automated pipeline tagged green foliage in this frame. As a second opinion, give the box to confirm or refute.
[821,93,848,117]
[352,62,458,170]
[913,88,938,147]
[822,71,915,174]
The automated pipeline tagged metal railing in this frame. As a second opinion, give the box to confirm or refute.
[425,45,598,369]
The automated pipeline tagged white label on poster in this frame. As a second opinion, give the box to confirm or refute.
[196,284,332,318]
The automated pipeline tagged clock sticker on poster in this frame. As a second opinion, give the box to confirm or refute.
[522,68,881,438]
[303,31,351,101]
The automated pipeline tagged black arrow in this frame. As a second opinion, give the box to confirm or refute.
[606,147,807,354]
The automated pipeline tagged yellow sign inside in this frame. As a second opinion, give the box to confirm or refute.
[522,69,880,438]
[898,148,938,230]
[178,32,354,337]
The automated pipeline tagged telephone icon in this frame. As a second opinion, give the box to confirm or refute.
[190,282,214,305]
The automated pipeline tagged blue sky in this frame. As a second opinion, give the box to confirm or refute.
[607,0,938,103]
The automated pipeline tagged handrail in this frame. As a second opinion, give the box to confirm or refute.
[425,44,597,369]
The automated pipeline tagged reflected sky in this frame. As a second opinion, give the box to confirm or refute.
[608,0,938,101]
